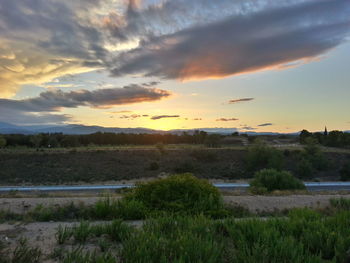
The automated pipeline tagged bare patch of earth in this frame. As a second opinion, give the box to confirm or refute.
[1,194,350,214]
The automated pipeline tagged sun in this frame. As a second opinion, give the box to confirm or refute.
[146,119,185,131]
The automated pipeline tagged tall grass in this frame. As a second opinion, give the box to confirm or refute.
[54,208,350,263]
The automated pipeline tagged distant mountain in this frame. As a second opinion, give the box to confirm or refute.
[34,124,163,135]
[0,122,31,134]
[169,128,239,135]
[0,122,307,136]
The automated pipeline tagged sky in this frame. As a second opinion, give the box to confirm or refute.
[0,0,349,132]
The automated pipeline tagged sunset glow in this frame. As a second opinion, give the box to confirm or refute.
[0,0,349,133]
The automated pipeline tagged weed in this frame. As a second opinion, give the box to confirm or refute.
[56,225,73,244]
[12,238,42,263]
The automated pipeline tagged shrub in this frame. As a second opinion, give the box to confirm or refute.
[250,169,306,192]
[245,140,284,172]
[190,150,218,162]
[204,134,221,148]
[148,162,159,171]
[301,138,329,171]
[173,160,197,173]
[296,158,314,178]
[340,163,350,181]
[0,136,6,148]
[126,173,224,214]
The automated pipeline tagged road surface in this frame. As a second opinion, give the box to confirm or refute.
[0,182,350,192]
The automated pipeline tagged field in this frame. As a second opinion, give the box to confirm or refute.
[0,145,349,185]
[1,146,350,262]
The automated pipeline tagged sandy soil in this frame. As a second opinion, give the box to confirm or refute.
[1,194,350,214]
[223,194,350,212]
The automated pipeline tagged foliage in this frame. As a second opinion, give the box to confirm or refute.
[12,238,42,263]
[299,129,350,148]
[204,134,222,148]
[296,158,314,178]
[329,198,350,210]
[0,135,6,148]
[148,161,159,171]
[245,140,284,172]
[340,162,350,181]
[250,169,306,192]
[126,173,224,214]
[299,138,329,171]
[190,150,218,162]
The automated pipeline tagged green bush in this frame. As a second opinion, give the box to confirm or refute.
[245,140,284,172]
[250,169,306,192]
[297,158,314,178]
[340,163,350,181]
[301,138,329,171]
[126,173,224,214]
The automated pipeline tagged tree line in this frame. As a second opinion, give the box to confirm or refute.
[0,131,217,148]
[299,129,350,148]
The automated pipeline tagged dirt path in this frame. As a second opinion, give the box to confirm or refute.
[224,194,350,212]
[1,194,350,214]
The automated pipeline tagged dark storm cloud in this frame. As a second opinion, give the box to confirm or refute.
[258,123,273,127]
[0,84,171,112]
[111,0,350,80]
[229,98,254,104]
[216,118,239,122]
[151,115,180,120]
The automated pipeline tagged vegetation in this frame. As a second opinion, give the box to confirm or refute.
[0,238,42,263]
[250,169,306,193]
[1,131,215,148]
[245,140,284,172]
[300,129,350,148]
[125,173,225,215]
[340,162,350,181]
[51,207,350,263]
[0,135,6,148]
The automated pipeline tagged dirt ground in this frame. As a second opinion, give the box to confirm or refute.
[1,193,350,214]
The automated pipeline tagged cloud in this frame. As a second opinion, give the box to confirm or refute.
[0,108,72,126]
[110,110,133,114]
[240,126,256,131]
[1,0,350,99]
[0,83,171,112]
[120,114,149,119]
[229,98,254,104]
[216,118,239,122]
[111,0,350,80]
[151,115,180,120]
[0,82,170,125]
[258,123,273,127]
[0,0,107,97]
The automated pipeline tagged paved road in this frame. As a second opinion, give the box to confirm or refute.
[0,182,350,192]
